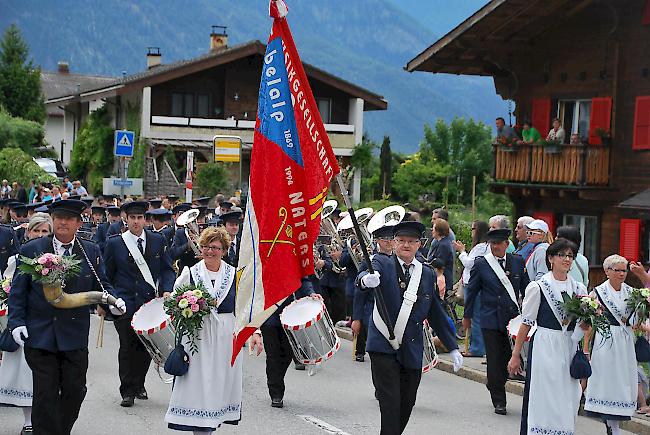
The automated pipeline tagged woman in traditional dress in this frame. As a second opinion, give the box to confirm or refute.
[165,226,262,434]
[0,212,53,435]
[583,255,637,435]
[507,239,588,435]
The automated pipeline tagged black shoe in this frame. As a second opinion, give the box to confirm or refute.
[271,398,284,408]
[494,405,507,415]
[605,422,613,435]
[294,363,306,371]
[509,374,526,382]
[355,355,365,362]
[135,388,148,400]
[20,426,33,435]
[120,396,135,407]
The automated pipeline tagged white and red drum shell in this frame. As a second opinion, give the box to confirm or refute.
[0,305,7,333]
[280,295,340,365]
[131,298,176,368]
[507,315,536,342]
[422,320,439,374]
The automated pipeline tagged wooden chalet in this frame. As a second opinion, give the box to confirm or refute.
[407,0,650,283]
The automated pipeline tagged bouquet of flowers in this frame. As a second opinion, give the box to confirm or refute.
[17,253,81,285]
[561,293,611,350]
[163,283,216,354]
[626,287,650,326]
[0,277,10,307]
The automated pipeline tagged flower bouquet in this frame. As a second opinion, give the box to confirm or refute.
[0,277,10,307]
[163,283,216,354]
[626,287,650,326]
[561,293,611,350]
[18,252,82,303]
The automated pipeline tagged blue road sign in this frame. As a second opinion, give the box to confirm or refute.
[114,130,135,157]
[112,179,133,187]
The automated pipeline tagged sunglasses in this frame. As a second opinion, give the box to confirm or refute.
[526,230,544,236]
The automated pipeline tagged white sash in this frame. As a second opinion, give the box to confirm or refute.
[121,232,157,291]
[189,261,234,306]
[372,258,423,350]
[484,253,519,312]
[537,274,577,332]
[594,281,631,326]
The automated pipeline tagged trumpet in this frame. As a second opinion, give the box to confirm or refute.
[337,207,374,270]
[176,208,202,258]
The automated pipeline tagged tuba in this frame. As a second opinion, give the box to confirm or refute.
[176,208,202,258]
[367,205,405,235]
[320,200,346,274]
[336,207,374,270]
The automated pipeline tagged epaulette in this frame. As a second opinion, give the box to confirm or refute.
[107,233,121,239]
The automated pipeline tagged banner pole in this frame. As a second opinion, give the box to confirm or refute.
[335,174,395,341]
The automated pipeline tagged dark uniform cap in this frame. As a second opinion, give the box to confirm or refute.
[7,201,24,209]
[43,199,54,205]
[68,194,82,200]
[147,208,172,220]
[219,201,233,209]
[0,198,12,206]
[393,221,425,239]
[11,204,28,213]
[149,198,163,207]
[219,210,242,223]
[372,225,394,239]
[91,205,106,213]
[122,201,149,216]
[81,196,95,206]
[106,205,121,216]
[196,196,211,206]
[48,199,87,218]
[486,228,511,242]
[172,203,193,214]
[35,205,49,213]
[166,194,179,202]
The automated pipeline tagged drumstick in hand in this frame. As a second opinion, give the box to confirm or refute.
[96,313,105,348]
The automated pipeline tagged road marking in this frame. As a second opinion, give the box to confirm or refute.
[299,415,351,435]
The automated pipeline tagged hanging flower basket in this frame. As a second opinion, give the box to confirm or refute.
[542,140,563,154]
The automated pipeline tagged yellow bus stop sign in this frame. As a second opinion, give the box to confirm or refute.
[214,136,241,162]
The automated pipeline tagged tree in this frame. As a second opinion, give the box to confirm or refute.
[379,136,392,196]
[0,147,56,187]
[0,107,45,153]
[350,136,380,202]
[0,24,45,123]
[195,162,228,197]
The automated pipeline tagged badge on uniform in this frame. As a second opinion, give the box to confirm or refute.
[136,257,146,266]
[400,282,406,289]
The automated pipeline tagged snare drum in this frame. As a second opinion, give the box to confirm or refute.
[507,315,536,342]
[422,320,439,373]
[280,295,340,365]
[0,305,7,333]
[131,298,176,383]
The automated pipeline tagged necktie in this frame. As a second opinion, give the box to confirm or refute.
[403,264,411,281]
[498,258,505,270]
[137,238,144,255]
[229,244,235,259]
[62,244,72,257]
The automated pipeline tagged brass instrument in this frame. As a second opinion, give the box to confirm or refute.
[43,283,119,309]
[336,207,374,270]
[320,200,346,274]
[176,208,202,258]
[367,205,405,235]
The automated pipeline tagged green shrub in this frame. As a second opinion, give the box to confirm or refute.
[195,162,228,197]
[0,108,45,153]
[0,147,55,186]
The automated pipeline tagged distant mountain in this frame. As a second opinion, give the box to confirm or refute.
[1,0,505,153]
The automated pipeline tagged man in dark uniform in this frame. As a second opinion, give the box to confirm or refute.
[103,201,175,408]
[105,205,127,237]
[219,210,242,267]
[93,205,121,253]
[10,203,29,245]
[463,228,529,416]
[358,221,462,435]
[147,208,175,247]
[148,198,163,210]
[171,203,200,273]
[315,244,346,324]
[8,199,125,435]
[0,223,18,277]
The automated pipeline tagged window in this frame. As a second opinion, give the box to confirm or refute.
[170,93,210,118]
[562,214,598,262]
[171,93,184,117]
[557,100,591,142]
[317,98,331,124]
[183,94,194,118]
[197,95,210,118]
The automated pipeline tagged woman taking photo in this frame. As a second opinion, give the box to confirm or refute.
[164,226,262,434]
[508,239,587,435]
[584,255,637,435]
[0,212,53,435]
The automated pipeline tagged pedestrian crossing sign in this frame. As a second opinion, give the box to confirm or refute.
[114,130,135,157]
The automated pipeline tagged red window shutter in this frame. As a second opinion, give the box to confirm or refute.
[588,97,612,145]
[533,212,555,235]
[531,98,551,136]
[643,0,650,26]
[619,218,642,262]
[633,96,650,150]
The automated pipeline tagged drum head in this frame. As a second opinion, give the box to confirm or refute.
[281,298,323,328]
[132,298,169,334]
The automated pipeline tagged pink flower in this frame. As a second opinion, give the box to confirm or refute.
[190,303,199,312]
[646,296,650,304]
[198,300,206,309]
[187,296,197,305]
[41,268,50,275]
[51,256,60,265]
[37,256,48,265]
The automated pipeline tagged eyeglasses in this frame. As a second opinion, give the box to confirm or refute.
[526,230,544,236]
[554,253,575,260]
[201,246,223,252]
[608,267,628,274]
[471,227,477,231]
[395,239,420,246]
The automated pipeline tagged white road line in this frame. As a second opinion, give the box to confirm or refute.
[299,415,351,435]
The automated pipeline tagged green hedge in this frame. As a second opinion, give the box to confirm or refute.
[0,108,45,153]
[0,147,55,186]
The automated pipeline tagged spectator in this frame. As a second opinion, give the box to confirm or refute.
[555,225,589,287]
[524,219,553,281]
[73,180,88,196]
[429,219,454,297]
[28,179,37,203]
[2,179,13,199]
[431,208,456,241]
[229,196,241,207]
[546,118,566,143]
[495,117,519,141]
[51,186,62,201]
[14,182,28,204]
[63,177,74,192]
[521,120,541,144]
[514,216,535,259]
[489,215,515,253]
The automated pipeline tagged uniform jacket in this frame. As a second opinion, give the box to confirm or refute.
[428,236,454,292]
[105,220,125,238]
[103,230,175,316]
[339,246,358,299]
[317,245,345,289]
[170,228,200,271]
[358,253,458,370]
[0,224,18,276]
[263,278,315,328]
[8,235,115,352]
[223,233,241,268]
[352,256,377,323]
[463,253,529,331]
[92,221,110,252]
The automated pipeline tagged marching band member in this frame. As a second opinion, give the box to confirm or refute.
[93,205,121,253]
[148,197,163,210]
[165,226,263,433]
[10,203,29,245]
[0,212,52,435]
[584,255,637,435]
[316,244,346,324]
[508,239,587,435]
[8,199,124,435]
[219,209,242,268]
[463,228,529,415]
[105,203,128,237]
[147,208,175,247]
[103,201,175,408]
[0,221,18,277]
[171,203,201,273]
[358,221,462,435]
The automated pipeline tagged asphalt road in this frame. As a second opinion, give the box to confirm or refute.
[0,315,631,434]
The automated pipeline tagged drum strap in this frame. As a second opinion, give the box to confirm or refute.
[484,253,519,312]
[372,258,422,350]
[121,232,157,292]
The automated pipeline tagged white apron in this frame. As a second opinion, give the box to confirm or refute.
[0,346,33,407]
[165,261,243,429]
[584,282,637,417]
[525,275,583,435]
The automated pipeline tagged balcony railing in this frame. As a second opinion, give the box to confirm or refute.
[150,115,355,133]
[493,143,609,186]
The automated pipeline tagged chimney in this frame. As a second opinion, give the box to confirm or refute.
[210,26,228,51]
[146,47,162,69]
[57,61,70,74]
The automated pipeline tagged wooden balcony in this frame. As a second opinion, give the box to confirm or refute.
[492,144,609,187]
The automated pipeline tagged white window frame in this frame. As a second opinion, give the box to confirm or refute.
[557,99,591,140]
[562,214,598,260]
[317,98,332,124]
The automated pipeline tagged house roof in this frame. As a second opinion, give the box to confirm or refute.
[619,189,650,210]
[41,71,117,101]
[405,0,592,76]
[46,40,387,111]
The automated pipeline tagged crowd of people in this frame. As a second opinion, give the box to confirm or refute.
[495,116,568,145]
[0,186,648,435]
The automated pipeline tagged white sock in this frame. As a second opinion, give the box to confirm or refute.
[607,420,620,435]
[22,407,32,426]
